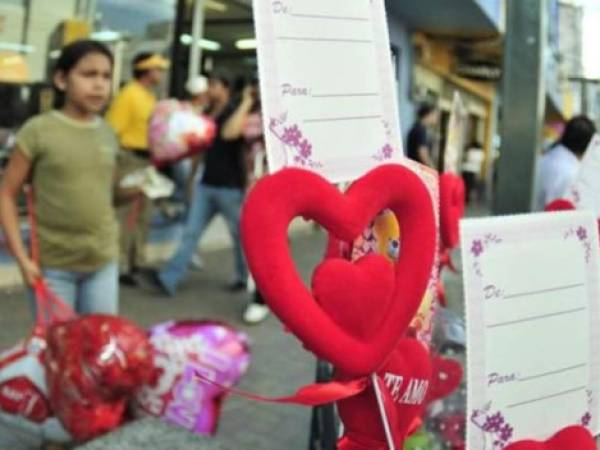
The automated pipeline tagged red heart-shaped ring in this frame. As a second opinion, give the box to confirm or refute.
[241,165,436,375]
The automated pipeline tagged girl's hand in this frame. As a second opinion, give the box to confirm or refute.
[19,257,41,286]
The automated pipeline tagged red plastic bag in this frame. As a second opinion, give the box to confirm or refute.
[44,314,155,441]
[0,280,75,442]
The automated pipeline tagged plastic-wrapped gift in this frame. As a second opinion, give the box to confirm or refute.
[149,99,216,166]
[44,315,154,441]
[135,320,251,436]
[0,281,74,442]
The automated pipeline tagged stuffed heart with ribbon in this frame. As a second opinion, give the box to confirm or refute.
[439,173,465,250]
[335,338,432,450]
[427,352,463,403]
[242,165,436,375]
[504,426,596,450]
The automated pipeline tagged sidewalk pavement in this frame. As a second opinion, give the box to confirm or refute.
[0,223,467,450]
[0,229,328,450]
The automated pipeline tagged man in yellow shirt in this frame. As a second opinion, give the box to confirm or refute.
[107,52,168,284]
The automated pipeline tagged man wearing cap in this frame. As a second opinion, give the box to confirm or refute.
[107,52,169,285]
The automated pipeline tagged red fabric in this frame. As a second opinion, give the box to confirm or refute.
[241,165,437,376]
[505,426,595,450]
[45,315,154,441]
[439,173,465,250]
[544,199,575,212]
[335,339,432,450]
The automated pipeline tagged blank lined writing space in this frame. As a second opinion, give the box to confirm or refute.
[486,307,586,329]
[520,363,587,382]
[291,12,369,22]
[303,115,381,124]
[311,92,379,98]
[277,36,372,44]
[507,386,586,409]
[504,283,584,300]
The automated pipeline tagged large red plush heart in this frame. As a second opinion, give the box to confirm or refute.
[439,173,465,250]
[504,426,596,450]
[241,165,436,375]
[335,338,432,450]
[427,352,463,403]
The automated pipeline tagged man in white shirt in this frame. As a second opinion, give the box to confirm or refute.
[535,116,596,210]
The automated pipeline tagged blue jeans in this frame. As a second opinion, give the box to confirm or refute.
[158,183,247,295]
[171,158,193,204]
[33,261,119,315]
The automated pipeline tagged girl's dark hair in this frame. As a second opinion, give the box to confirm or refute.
[54,39,113,76]
[53,40,113,108]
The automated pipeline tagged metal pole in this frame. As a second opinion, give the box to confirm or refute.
[112,40,125,94]
[189,0,205,80]
[582,79,589,116]
[494,0,547,214]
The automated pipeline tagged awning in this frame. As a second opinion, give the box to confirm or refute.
[386,0,503,37]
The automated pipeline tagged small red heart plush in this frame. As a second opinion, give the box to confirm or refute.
[504,426,596,450]
[427,352,463,403]
[335,338,432,450]
[242,165,436,375]
[313,254,395,340]
[439,173,465,250]
[544,199,575,212]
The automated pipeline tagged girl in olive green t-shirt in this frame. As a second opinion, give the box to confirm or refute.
[0,40,124,316]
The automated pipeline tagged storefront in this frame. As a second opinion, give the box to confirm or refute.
[0,0,260,161]
[410,34,499,176]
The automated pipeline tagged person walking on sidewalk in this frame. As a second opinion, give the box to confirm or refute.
[0,40,122,316]
[154,70,253,296]
[407,103,438,168]
[535,115,596,211]
[107,52,169,285]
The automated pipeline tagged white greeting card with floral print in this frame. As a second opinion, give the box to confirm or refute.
[253,0,402,183]
[462,211,600,449]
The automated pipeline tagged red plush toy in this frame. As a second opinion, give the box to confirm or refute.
[544,199,575,212]
[437,173,465,307]
[439,173,465,250]
[45,315,154,441]
[504,426,596,450]
[427,352,463,403]
[335,339,432,450]
[241,165,437,376]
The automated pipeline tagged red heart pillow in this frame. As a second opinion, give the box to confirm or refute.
[241,165,436,375]
[335,338,432,450]
[427,352,463,403]
[504,426,595,450]
[313,254,395,340]
[439,173,465,250]
[544,199,575,212]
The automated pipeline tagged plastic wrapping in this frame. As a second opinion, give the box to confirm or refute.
[149,99,216,166]
[44,314,154,441]
[0,281,74,442]
[135,320,251,435]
